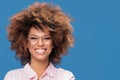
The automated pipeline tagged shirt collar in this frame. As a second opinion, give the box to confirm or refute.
[24,63,56,79]
[42,63,55,78]
[24,63,37,79]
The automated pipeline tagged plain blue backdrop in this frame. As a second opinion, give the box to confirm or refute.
[0,0,120,80]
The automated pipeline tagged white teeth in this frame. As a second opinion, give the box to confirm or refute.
[35,49,45,54]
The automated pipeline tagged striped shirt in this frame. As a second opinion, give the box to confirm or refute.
[4,63,75,80]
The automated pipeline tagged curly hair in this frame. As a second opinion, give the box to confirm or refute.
[7,2,74,65]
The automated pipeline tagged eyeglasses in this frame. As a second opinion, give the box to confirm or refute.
[27,35,52,44]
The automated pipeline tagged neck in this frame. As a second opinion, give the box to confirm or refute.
[30,59,49,78]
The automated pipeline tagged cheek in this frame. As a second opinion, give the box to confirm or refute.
[45,42,53,51]
[48,41,53,48]
[27,43,34,52]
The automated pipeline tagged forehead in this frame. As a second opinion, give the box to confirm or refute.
[28,27,50,36]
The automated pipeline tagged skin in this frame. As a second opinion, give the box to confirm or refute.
[27,27,53,78]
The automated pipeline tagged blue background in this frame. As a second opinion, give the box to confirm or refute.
[0,0,120,80]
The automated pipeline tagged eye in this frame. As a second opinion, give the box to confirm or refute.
[43,36,51,40]
[30,37,38,40]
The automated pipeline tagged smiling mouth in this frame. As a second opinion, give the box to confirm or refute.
[35,49,46,55]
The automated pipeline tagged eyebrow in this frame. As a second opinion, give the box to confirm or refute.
[29,34,50,37]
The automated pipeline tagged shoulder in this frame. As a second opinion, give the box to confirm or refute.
[4,68,24,80]
[57,68,73,75]
[5,68,24,74]
[55,67,75,80]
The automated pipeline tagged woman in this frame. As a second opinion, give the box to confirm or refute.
[4,2,75,80]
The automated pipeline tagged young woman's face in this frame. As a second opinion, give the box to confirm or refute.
[27,27,53,62]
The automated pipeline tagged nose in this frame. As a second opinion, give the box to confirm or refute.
[37,38,44,46]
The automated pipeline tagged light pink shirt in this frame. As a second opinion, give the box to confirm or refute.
[4,63,75,80]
